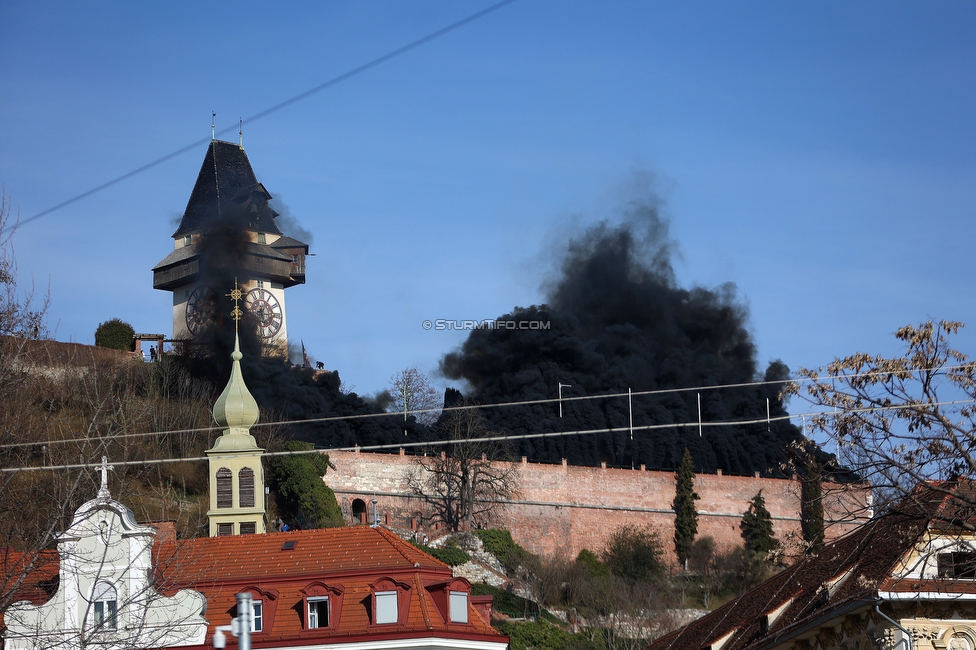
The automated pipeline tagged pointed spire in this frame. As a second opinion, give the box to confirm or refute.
[212,283,259,433]
[212,112,216,141]
[212,332,260,431]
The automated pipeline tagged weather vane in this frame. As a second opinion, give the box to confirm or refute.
[227,278,243,332]
[211,111,216,141]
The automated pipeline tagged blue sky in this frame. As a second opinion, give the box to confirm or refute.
[1,1,973,399]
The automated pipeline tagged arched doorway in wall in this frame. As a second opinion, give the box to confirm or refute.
[351,498,367,524]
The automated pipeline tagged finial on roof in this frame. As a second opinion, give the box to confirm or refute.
[213,281,259,432]
[228,279,243,334]
[96,456,114,499]
[239,117,244,149]
[212,112,216,141]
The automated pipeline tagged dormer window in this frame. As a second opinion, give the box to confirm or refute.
[370,578,410,626]
[251,601,263,632]
[427,577,472,625]
[449,591,468,624]
[92,582,117,630]
[257,232,267,244]
[183,234,192,247]
[939,551,976,578]
[301,582,344,631]
[232,588,279,634]
[375,591,398,624]
[308,597,329,628]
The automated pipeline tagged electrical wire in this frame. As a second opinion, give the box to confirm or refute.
[0,365,971,451]
[5,0,520,234]
[2,398,973,474]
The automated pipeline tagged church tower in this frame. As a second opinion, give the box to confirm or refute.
[152,139,308,356]
[206,301,266,537]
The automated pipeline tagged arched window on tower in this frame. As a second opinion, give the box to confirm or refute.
[239,467,255,508]
[216,468,233,508]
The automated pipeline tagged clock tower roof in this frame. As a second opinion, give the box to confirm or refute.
[173,140,283,238]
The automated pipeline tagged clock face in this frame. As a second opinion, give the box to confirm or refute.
[185,285,217,335]
[245,288,283,339]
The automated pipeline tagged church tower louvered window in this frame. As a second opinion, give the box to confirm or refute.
[216,468,233,508]
[239,467,255,508]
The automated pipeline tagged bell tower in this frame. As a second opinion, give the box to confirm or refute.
[206,288,266,536]
[152,139,309,356]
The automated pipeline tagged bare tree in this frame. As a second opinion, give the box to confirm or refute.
[408,407,519,531]
[787,320,976,509]
[388,367,441,428]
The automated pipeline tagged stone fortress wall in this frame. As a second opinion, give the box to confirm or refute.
[324,448,872,564]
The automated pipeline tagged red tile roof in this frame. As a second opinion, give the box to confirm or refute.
[649,481,976,650]
[0,549,60,632]
[153,526,504,646]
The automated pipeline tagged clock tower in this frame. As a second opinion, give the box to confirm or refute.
[152,140,308,356]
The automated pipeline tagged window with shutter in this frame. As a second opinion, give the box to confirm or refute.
[216,468,232,508]
[449,591,468,623]
[375,591,397,624]
[217,523,234,536]
[240,522,256,535]
[239,467,255,508]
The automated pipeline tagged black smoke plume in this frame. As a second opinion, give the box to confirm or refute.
[439,195,807,475]
[184,205,408,450]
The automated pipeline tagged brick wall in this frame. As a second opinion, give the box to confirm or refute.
[324,449,871,564]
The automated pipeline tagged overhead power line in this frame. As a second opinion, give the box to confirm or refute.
[7,0,520,234]
[0,365,971,452]
[2,398,973,474]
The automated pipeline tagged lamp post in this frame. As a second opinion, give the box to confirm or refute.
[557,383,572,418]
[213,593,252,650]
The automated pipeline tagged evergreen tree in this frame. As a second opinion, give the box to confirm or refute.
[801,456,825,554]
[740,490,778,558]
[672,448,700,568]
[271,441,344,529]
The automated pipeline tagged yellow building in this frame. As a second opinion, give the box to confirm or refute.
[205,326,266,536]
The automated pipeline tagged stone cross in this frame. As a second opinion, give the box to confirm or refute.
[96,456,114,499]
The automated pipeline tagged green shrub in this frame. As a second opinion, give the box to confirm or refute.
[602,524,665,585]
[474,528,534,571]
[493,620,605,650]
[574,549,611,577]
[94,318,135,351]
[414,542,471,566]
[471,584,560,623]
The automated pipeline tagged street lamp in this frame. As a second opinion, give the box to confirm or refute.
[213,593,252,650]
[557,383,572,418]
